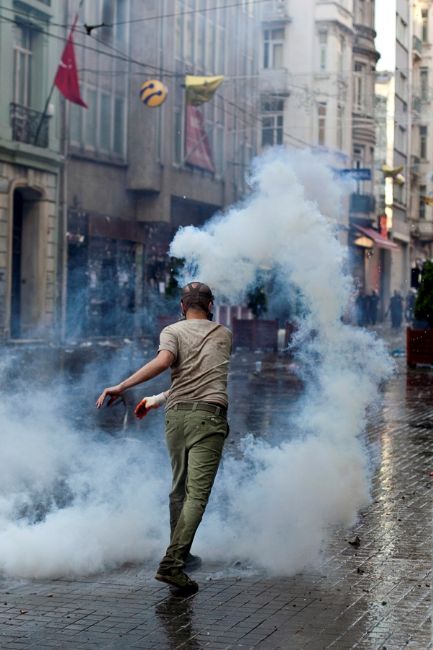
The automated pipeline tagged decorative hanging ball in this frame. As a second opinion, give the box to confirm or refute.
[139,79,168,107]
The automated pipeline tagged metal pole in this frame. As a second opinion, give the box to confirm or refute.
[33,0,85,147]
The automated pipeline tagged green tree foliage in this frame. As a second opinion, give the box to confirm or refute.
[414,261,433,326]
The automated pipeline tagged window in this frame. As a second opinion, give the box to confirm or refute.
[420,185,426,219]
[421,68,428,101]
[196,13,206,66]
[206,16,216,71]
[318,31,327,71]
[113,96,125,155]
[85,88,97,148]
[175,0,184,60]
[85,0,100,26]
[337,105,344,150]
[261,98,284,147]
[422,9,429,43]
[263,29,284,69]
[338,35,345,76]
[185,0,195,63]
[174,109,183,164]
[420,125,428,159]
[217,24,225,73]
[354,62,365,111]
[397,17,408,46]
[13,24,34,106]
[100,0,114,42]
[70,104,83,143]
[358,0,365,23]
[394,182,404,205]
[396,124,406,153]
[115,0,128,46]
[70,2,128,158]
[318,102,326,145]
[214,96,225,174]
[99,94,111,151]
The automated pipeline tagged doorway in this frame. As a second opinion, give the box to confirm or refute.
[10,187,47,338]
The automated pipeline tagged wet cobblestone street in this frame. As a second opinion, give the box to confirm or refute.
[0,331,432,649]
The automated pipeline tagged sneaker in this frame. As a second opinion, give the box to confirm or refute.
[184,553,202,572]
[155,568,199,592]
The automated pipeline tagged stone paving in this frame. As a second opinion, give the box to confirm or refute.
[0,332,432,649]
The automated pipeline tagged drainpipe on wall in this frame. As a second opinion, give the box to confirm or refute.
[58,0,70,344]
[406,1,414,293]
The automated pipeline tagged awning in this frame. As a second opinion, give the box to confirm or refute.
[355,225,399,250]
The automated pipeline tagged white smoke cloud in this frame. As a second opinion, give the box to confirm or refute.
[0,391,169,578]
[170,148,393,574]
[0,149,392,578]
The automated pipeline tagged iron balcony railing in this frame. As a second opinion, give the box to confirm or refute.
[262,0,291,22]
[413,35,422,57]
[10,102,49,148]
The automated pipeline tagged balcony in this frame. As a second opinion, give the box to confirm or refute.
[10,103,49,148]
[411,154,421,177]
[413,35,422,60]
[350,192,376,215]
[412,95,421,114]
[418,220,433,240]
[262,0,291,23]
[259,67,291,95]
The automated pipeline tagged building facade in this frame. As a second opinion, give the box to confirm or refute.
[259,0,354,158]
[65,0,260,339]
[409,0,433,283]
[0,0,64,340]
[375,0,412,304]
[350,0,384,295]
[258,0,356,246]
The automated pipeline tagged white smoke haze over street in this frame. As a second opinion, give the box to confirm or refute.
[171,149,393,572]
[0,149,393,578]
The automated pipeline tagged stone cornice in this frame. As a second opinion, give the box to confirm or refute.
[0,140,62,175]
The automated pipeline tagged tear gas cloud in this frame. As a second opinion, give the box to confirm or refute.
[171,148,393,572]
[0,149,392,578]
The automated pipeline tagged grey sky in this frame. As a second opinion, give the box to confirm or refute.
[375,0,396,72]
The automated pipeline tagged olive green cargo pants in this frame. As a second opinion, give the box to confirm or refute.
[157,405,227,572]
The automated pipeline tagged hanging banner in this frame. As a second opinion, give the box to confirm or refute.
[185,75,224,106]
[185,105,215,173]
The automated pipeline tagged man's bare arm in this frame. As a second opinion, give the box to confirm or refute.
[96,350,174,408]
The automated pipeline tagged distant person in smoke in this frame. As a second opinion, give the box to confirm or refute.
[405,289,416,322]
[367,290,379,326]
[386,290,404,329]
[96,282,231,593]
[355,289,367,326]
[247,285,268,319]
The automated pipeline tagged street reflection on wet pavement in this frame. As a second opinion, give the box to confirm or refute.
[0,340,431,649]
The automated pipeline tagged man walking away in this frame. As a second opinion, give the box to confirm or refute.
[388,290,403,329]
[369,290,379,325]
[96,282,232,593]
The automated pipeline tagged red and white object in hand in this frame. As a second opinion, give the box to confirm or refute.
[134,392,167,419]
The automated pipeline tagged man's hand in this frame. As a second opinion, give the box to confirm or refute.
[134,392,167,419]
[96,384,124,409]
[96,351,173,411]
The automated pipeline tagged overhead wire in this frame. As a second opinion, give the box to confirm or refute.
[0,0,268,29]
[2,7,423,150]
[0,9,423,135]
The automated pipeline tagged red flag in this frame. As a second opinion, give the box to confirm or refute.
[185,106,214,172]
[54,21,87,107]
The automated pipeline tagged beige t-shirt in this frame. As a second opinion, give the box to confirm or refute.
[158,319,232,410]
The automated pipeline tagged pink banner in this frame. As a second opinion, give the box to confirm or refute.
[185,105,214,173]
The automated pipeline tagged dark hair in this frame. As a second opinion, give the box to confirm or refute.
[181,282,214,314]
